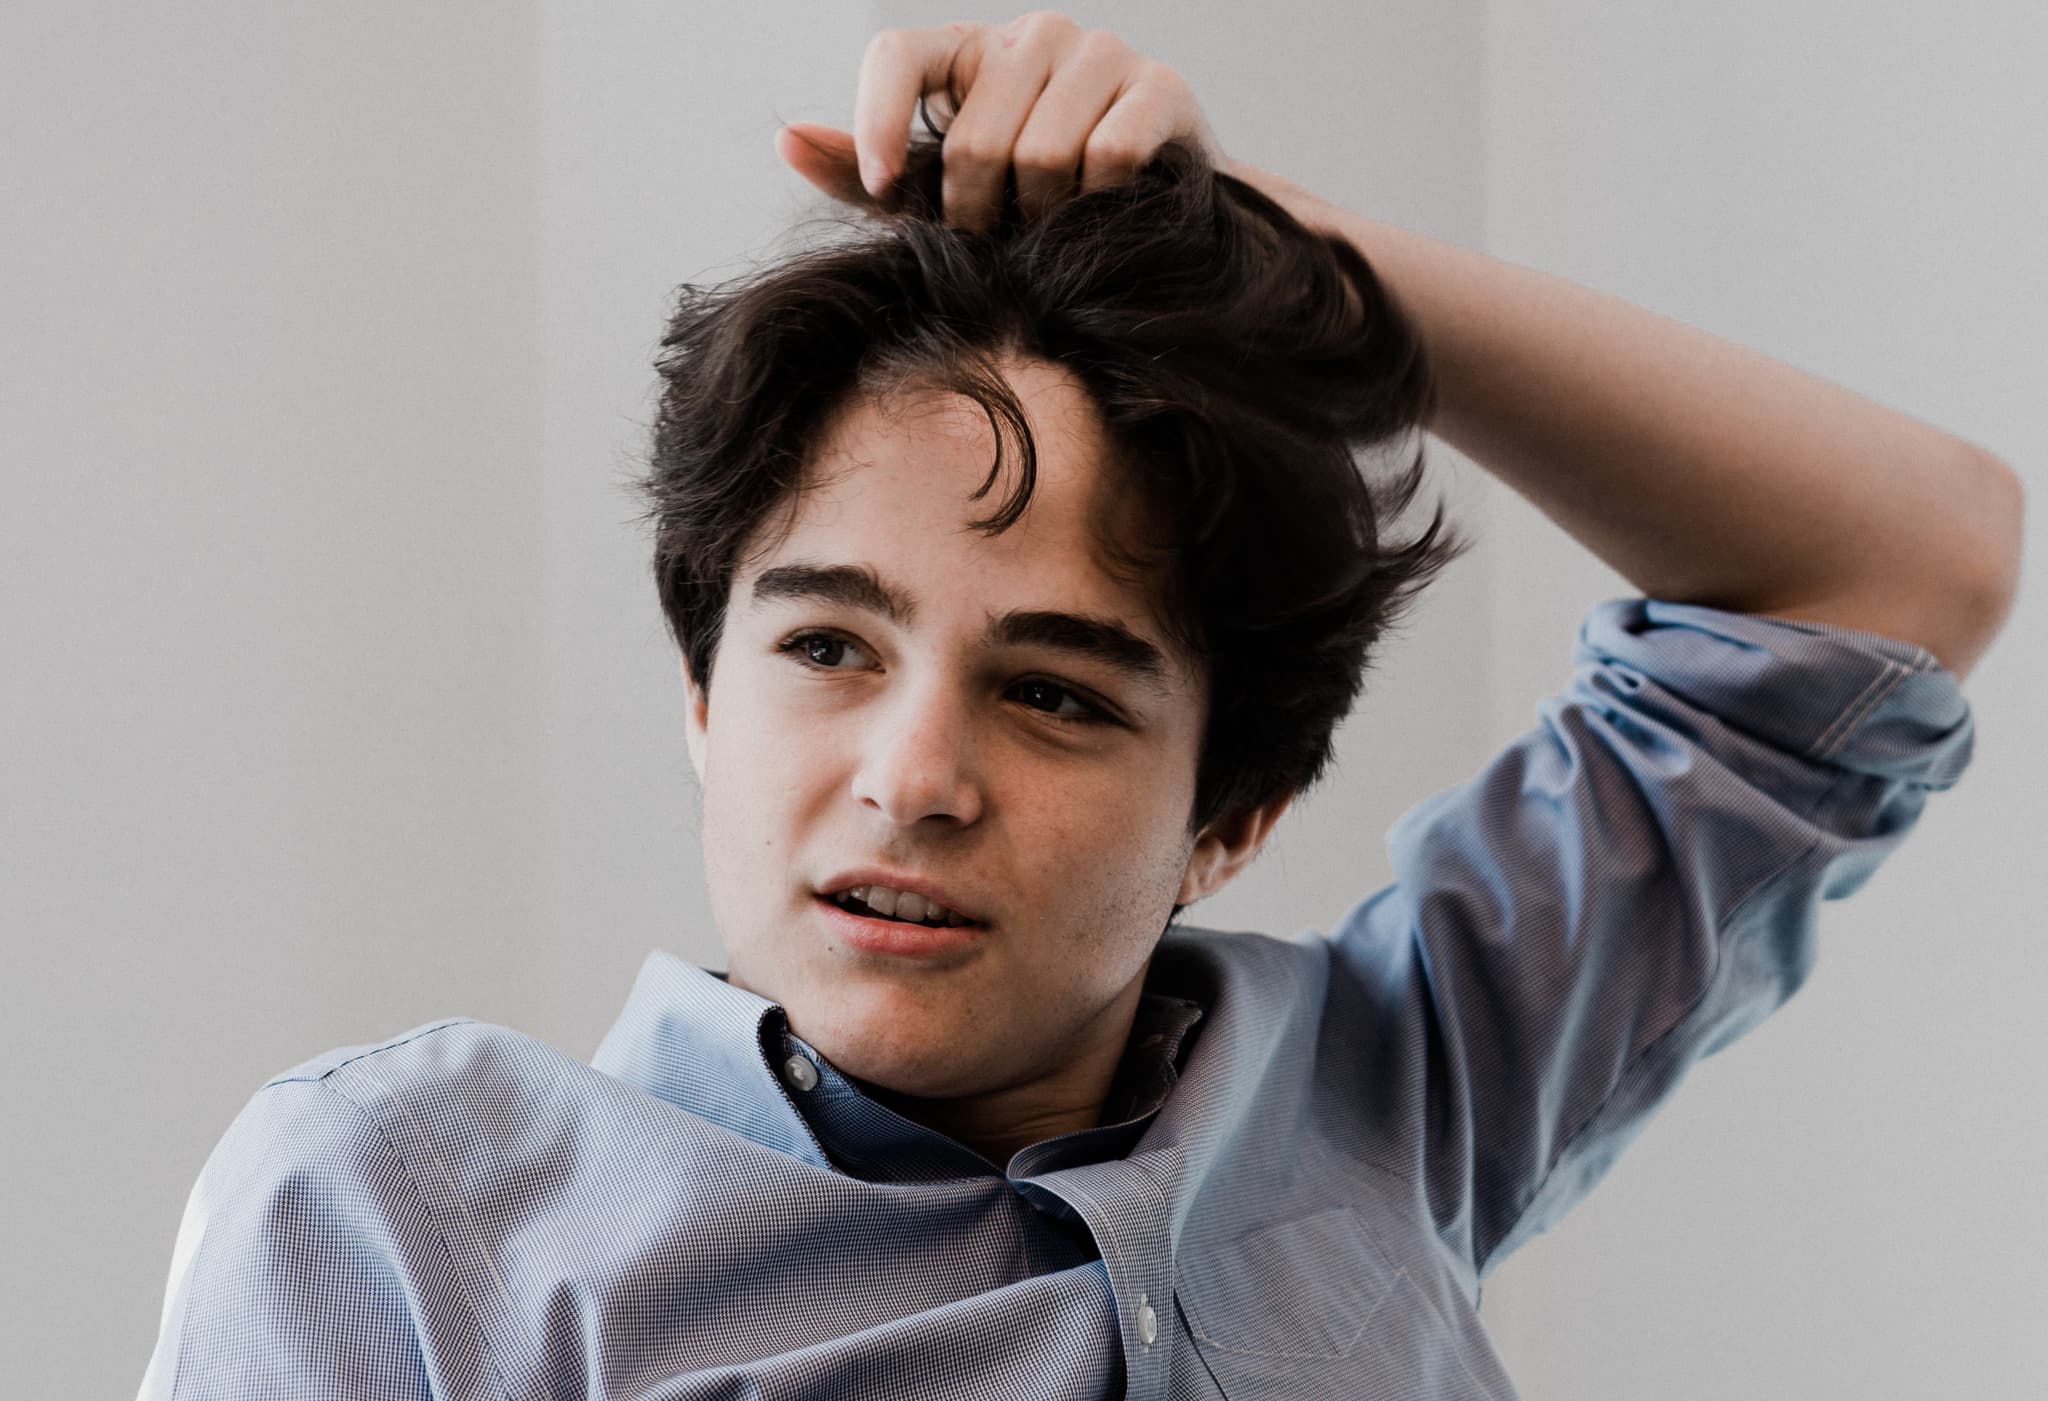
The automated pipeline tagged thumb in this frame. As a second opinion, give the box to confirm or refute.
[774,121,875,208]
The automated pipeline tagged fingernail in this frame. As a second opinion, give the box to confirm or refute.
[860,155,887,196]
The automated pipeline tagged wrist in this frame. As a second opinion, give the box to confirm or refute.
[1222,160,1335,230]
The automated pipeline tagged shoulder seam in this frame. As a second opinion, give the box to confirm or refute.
[314,1068,515,1401]
[262,1019,478,1088]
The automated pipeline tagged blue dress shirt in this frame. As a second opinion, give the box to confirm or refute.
[138,599,1975,1400]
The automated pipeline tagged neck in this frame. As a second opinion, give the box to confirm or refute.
[861,981,1147,1166]
[864,1068,1111,1166]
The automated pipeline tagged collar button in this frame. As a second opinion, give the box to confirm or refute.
[781,1052,820,1092]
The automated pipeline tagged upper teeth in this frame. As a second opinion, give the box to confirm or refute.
[834,885,971,927]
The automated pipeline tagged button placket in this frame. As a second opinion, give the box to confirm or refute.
[1019,1152,1178,1401]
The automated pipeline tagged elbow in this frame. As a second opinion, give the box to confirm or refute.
[1969,446,2025,617]
[1939,447,2026,680]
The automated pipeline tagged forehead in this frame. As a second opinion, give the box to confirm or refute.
[736,359,1184,657]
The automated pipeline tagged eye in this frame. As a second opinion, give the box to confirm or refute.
[1010,678,1110,725]
[777,630,873,670]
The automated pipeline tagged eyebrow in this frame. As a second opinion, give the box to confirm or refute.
[747,562,1174,696]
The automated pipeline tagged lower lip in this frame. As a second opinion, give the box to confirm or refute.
[814,895,986,958]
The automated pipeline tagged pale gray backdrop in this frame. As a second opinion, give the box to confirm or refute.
[3,3,2041,1398]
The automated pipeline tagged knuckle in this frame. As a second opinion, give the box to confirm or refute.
[1013,10,1077,39]
[1136,57,1179,90]
[1017,9,1073,27]
[1078,27,1129,61]
[945,131,1002,167]
[1083,130,1142,169]
[1010,140,1068,177]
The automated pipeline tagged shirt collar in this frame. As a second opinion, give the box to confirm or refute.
[1096,989,1206,1124]
[589,951,837,1170]
[589,948,1207,1182]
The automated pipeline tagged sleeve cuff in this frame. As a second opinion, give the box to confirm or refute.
[1571,598,1975,790]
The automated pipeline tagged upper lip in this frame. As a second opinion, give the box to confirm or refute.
[817,868,987,925]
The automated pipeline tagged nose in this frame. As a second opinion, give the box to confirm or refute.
[850,678,985,829]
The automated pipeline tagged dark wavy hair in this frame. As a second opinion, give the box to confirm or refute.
[635,132,1470,838]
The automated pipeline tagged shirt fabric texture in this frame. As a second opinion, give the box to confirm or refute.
[138,598,1976,1400]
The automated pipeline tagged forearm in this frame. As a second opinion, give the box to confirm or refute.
[1227,160,2024,678]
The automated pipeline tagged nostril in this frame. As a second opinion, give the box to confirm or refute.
[851,764,983,827]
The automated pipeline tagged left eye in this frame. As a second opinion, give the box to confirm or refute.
[1011,679,1100,722]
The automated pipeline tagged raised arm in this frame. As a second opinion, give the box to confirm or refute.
[1220,161,2025,682]
[782,11,2024,681]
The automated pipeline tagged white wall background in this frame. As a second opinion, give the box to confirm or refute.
[2,4,2038,1398]
[1472,6,2047,1396]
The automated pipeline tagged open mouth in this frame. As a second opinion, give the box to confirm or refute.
[820,888,980,930]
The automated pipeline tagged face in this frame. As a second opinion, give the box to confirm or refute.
[682,356,1281,1121]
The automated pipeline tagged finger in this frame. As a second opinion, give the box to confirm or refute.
[938,20,1072,232]
[773,122,873,208]
[1078,66,1182,196]
[852,23,986,200]
[1009,30,1130,221]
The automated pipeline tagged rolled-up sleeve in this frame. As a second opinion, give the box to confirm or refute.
[1326,598,1974,1279]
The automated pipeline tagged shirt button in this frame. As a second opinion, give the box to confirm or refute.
[1137,1293,1158,1346]
[781,1052,819,1092]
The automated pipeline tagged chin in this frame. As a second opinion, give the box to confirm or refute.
[762,956,1001,1091]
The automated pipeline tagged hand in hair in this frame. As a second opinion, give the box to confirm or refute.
[775,11,1229,233]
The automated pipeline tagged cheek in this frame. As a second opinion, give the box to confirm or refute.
[697,691,812,881]
[1010,780,1193,948]
[705,664,826,790]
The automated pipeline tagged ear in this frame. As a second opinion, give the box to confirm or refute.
[1174,792,1295,907]
[681,657,710,785]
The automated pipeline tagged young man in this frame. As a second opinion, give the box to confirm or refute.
[139,15,2020,1400]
